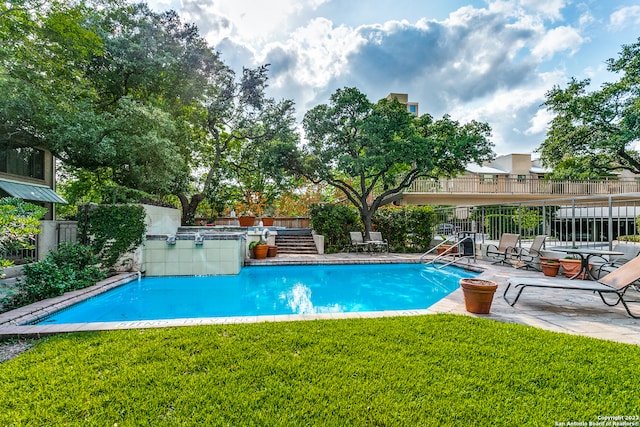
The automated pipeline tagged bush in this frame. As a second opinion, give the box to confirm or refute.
[309,204,361,253]
[78,204,147,270]
[373,206,436,252]
[1,243,105,312]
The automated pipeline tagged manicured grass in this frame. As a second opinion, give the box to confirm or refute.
[1,315,639,425]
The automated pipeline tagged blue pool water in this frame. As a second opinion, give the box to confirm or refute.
[36,263,477,324]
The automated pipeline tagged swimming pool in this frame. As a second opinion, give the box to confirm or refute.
[35,263,478,324]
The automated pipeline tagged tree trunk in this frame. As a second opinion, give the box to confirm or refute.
[177,193,205,226]
[361,208,373,241]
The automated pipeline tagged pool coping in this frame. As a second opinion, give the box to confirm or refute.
[0,257,483,340]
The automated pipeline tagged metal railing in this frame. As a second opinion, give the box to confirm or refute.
[408,177,640,196]
[431,193,640,251]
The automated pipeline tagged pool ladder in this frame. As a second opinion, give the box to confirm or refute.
[420,235,476,269]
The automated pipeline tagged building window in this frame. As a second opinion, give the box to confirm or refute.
[0,147,45,180]
[480,174,496,184]
[517,175,527,183]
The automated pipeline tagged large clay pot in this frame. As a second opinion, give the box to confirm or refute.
[437,244,458,255]
[460,279,498,314]
[559,258,589,279]
[261,217,275,226]
[541,261,560,277]
[267,245,278,257]
[253,244,269,259]
[238,216,256,227]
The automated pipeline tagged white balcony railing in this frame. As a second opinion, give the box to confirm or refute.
[407,177,640,196]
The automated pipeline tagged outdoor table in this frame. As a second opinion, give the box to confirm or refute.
[555,248,625,280]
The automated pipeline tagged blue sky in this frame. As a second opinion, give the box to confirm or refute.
[145,0,640,155]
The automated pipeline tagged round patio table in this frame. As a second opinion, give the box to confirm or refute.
[555,248,624,280]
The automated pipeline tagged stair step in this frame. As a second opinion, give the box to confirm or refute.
[274,233,318,254]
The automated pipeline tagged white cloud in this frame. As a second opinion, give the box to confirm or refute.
[261,18,365,88]
[518,0,567,21]
[609,5,640,30]
[531,26,585,60]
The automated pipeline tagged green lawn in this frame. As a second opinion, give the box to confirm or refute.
[1,314,638,426]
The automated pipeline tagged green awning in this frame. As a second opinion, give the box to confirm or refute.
[0,179,67,203]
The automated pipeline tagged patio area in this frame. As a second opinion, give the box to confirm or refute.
[1,252,639,346]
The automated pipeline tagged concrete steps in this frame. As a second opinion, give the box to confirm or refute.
[275,231,318,254]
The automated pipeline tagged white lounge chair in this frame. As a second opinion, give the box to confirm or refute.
[503,255,640,318]
[485,233,520,265]
[349,232,370,253]
[367,231,388,253]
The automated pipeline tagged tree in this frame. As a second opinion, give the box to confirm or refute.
[0,198,47,271]
[301,87,494,238]
[539,37,640,178]
[177,64,298,224]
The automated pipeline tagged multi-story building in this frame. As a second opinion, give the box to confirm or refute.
[0,147,65,220]
[386,93,419,116]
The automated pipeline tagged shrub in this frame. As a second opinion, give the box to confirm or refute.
[1,243,105,312]
[78,204,147,270]
[0,198,47,271]
[309,204,361,253]
[373,206,436,252]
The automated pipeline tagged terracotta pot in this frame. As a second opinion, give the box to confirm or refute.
[460,279,498,314]
[262,217,275,226]
[559,258,590,279]
[541,262,560,277]
[253,244,269,259]
[267,245,277,257]
[437,244,458,255]
[238,216,256,227]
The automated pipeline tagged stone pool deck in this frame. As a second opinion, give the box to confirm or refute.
[1,253,639,346]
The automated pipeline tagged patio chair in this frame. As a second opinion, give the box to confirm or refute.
[512,235,546,270]
[367,231,389,253]
[503,254,640,318]
[349,231,370,253]
[485,233,520,266]
[590,244,640,279]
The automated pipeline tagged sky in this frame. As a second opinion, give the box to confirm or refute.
[144,0,640,156]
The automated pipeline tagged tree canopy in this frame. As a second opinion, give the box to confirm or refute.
[539,37,640,178]
[1,1,298,224]
[300,87,494,236]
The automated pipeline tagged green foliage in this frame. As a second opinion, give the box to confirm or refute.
[539,37,640,176]
[309,204,361,253]
[78,204,147,269]
[484,214,520,239]
[373,206,437,252]
[300,87,494,235]
[512,206,543,238]
[0,198,47,269]
[1,243,105,312]
[1,315,639,425]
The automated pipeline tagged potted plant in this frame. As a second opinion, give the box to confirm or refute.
[249,240,269,259]
[559,256,587,279]
[437,243,458,255]
[267,245,278,257]
[540,258,560,277]
[238,211,256,227]
[261,206,276,227]
[459,278,498,314]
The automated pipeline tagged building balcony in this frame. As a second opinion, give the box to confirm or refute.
[400,177,640,206]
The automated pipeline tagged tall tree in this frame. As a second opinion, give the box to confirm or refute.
[301,87,494,238]
[178,64,297,224]
[539,37,640,178]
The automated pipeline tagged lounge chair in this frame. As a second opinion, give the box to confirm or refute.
[349,232,370,252]
[503,254,640,318]
[590,243,640,278]
[367,231,389,253]
[512,235,546,270]
[485,233,520,265]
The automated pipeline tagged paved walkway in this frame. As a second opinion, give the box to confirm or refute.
[1,253,639,346]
